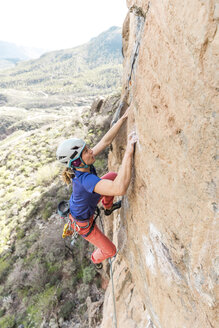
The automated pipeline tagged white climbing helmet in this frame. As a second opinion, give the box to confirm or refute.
[56,138,86,167]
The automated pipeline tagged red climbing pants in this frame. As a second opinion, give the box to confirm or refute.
[70,172,117,263]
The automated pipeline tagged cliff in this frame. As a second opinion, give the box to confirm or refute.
[101,1,218,327]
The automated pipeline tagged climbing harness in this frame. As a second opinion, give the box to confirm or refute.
[68,211,99,245]
[57,201,100,245]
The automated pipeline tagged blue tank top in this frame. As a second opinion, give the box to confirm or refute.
[69,165,101,221]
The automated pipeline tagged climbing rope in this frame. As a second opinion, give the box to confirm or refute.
[99,213,117,328]
[108,257,117,328]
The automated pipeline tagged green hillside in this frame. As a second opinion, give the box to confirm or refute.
[0,27,123,96]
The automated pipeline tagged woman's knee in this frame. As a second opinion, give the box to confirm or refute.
[101,171,117,181]
[109,244,117,257]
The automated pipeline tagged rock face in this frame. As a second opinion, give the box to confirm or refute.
[101,1,218,328]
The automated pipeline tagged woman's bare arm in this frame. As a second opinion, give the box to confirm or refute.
[92,107,130,157]
[94,132,138,196]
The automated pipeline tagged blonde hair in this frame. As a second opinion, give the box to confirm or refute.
[62,167,75,185]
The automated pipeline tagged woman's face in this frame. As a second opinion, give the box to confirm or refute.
[81,145,95,165]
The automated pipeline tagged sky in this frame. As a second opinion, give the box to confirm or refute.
[0,0,128,51]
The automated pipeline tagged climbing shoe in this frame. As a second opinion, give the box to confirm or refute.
[104,201,122,216]
[95,263,103,270]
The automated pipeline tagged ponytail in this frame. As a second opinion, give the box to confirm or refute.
[62,167,75,185]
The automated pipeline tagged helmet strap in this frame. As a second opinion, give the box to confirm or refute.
[69,145,90,169]
[70,156,90,169]
[79,156,90,169]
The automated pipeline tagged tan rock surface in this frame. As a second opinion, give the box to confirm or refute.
[101,1,218,328]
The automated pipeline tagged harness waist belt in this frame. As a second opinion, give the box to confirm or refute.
[69,207,100,238]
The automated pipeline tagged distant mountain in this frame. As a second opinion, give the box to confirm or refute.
[0,26,123,96]
[0,41,46,70]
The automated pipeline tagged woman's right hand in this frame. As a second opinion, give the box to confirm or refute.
[126,132,138,155]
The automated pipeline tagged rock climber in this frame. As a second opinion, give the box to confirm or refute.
[56,106,137,269]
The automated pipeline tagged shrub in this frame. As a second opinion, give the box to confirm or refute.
[16,228,26,240]
[82,266,96,284]
[58,300,75,320]
[0,258,12,284]
[0,314,16,328]
[7,259,27,289]
[26,286,57,326]
[42,201,53,220]
[36,163,60,186]
[0,308,6,318]
[56,186,72,202]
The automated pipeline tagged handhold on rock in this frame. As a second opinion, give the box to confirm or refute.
[111,91,129,126]
[128,131,139,146]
